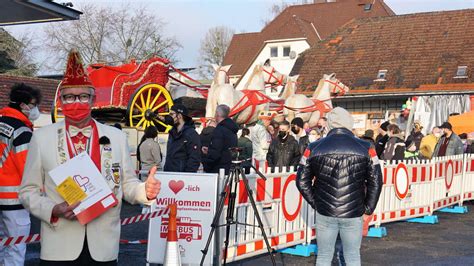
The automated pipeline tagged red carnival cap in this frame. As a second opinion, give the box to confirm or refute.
[60,49,94,90]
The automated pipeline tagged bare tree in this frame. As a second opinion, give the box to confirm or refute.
[44,3,181,71]
[198,26,234,79]
[262,0,310,25]
[0,28,37,76]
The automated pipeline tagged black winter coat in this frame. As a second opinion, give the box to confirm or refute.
[406,131,424,150]
[266,135,300,171]
[297,135,310,156]
[164,121,201,172]
[382,136,405,161]
[203,118,238,174]
[200,126,215,147]
[375,134,389,158]
[296,128,383,218]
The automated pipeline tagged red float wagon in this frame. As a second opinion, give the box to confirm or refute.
[52,57,176,132]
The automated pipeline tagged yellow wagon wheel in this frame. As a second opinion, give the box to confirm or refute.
[126,83,174,132]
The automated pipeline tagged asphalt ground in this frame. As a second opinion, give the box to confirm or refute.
[25,201,474,265]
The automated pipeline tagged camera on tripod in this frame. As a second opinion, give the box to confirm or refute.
[229,147,243,162]
[200,147,275,266]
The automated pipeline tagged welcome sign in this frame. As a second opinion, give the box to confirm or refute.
[147,172,218,265]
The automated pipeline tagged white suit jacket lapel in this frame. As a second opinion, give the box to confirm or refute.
[96,121,116,189]
[56,121,70,165]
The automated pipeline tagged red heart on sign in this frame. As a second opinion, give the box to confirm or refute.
[74,175,90,187]
[169,180,185,195]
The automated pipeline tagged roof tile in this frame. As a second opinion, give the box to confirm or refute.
[0,75,59,113]
[223,0,394,76]
[291,9,474,95]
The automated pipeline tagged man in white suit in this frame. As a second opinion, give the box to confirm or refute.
[19,49,161,265]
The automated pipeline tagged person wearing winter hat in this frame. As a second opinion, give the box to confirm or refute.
[164,104,201,172]
[291,117,309,157]
[296,107,382,266]
[375,121,390,158]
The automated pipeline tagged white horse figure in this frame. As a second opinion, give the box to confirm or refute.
[281,73,350,127]
[205,64,233,119]
[205,64,286,124]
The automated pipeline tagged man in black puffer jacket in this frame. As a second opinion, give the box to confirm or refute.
[164,104,201,172]
[203,104,238,174]
[296,107,382,266]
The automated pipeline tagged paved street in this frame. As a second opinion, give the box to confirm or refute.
[25,201,474,265]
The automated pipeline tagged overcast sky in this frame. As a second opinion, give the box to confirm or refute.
[5,0,474,75]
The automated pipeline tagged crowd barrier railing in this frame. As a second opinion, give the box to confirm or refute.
[432,155,465,211]
[370,159,434,228]
[463,154,474,201]
[215,154,474,263]
[217,166,311,263]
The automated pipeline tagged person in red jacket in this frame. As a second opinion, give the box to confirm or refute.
[0,83,41,266]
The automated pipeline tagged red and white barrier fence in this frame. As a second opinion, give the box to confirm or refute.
[432,155,464,211]
[0,208,169,246]
[5,155,474,263]
[370,160,434,226]
[218,166,311,262]
[463,154,474,201]
[219,154,474,262]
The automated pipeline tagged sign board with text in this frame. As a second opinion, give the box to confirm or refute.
[147,172,218,265]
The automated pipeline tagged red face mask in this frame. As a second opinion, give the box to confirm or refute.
[62,102,91,122]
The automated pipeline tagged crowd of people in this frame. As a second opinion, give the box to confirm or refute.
[374,120,471,162]
[137,100,474,183]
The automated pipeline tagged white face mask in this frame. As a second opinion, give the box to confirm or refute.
[21,104,40,122]
[434,133,441,138]
[309,135,318,142]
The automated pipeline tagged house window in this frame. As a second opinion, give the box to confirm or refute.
[283,46,291,57]
[455,66,468,78]
[376,70,387,80]
[270,47,278,58]
[364,3,372,11]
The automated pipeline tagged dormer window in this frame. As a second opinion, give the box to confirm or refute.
[364,3,372,11]
[455,66,468,78]
[375,70,387,81]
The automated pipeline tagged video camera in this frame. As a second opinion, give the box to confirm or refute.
[229,147,243,162]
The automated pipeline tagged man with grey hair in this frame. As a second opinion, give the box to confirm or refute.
[296,107,382,266]
[203,104,238,174]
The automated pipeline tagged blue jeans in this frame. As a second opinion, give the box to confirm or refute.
[315,212,363,266]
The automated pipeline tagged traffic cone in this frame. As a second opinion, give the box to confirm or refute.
[164,203,182,266]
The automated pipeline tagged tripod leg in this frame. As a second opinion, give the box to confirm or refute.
[200,174,231,266]
[240,171,277,266]
[223,170,238,265]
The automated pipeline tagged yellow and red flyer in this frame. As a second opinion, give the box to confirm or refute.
[49,152,118,225]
